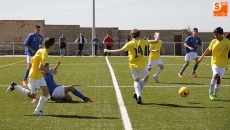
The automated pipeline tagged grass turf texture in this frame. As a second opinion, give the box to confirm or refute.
[0,56,230,130]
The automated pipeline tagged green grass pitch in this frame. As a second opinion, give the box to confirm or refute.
[0,56,230,130]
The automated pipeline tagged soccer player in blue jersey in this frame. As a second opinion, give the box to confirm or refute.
[43,61,92,102]
[22,25,43,85]
[178,28,202,78]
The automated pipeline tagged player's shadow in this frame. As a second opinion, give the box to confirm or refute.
[142,103,224,108]
[217,99,230,102]
[158,82,205,85]
[46,100,85,103]
[24,114,118,119]
[222,77,230,79]
[57,84,81,86]
[47,114,118,119]
[186,102,201,104]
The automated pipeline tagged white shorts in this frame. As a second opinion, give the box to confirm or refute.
[51,86,65,99]
[131,67,149,79]
[148,58,163,68]
[26,56,32,64]
[27,77,47,93]
[211,64,226,79]
[185,52,198,62]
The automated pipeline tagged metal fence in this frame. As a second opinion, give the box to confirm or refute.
[0,42,211,56]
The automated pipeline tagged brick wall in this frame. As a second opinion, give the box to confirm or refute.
[0,20,222,56]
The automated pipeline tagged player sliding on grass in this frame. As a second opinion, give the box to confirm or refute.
[178,28,202,78]
[198,27,230,101]
[32,61,92,103]
[148,34,165,83]
[104,29,160,104]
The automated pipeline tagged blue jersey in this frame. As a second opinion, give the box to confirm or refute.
[44,69,58,95]
[24,33,43,56]
[184,36,202,54]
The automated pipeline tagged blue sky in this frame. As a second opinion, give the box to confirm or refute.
[0,0,229,32]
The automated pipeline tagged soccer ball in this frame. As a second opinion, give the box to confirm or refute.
[178,87,189,97]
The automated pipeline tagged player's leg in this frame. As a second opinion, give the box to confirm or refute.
[104,45,109,56]
[6,81,37,99]
[63,93,72,101]
[63,42,66,56]
[95,44,98,56]
[64,85,92,102]
[178,53,191,77]
[140,67,149,91]
[209,65,222,100]
[33,78,49,115]
[191,52,199,77]
[131,70,142,104]
[153,58,164,82]
[22,56,32,85]
[212,66,226,101]
[136,67,150,104]
[108,46,112,56]
[60,44,62,56]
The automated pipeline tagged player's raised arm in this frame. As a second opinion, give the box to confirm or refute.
[149,32,160,44]
[54,61,61,70]
[104,48,125,54]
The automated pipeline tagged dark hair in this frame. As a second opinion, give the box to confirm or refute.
[130,29,140,38]
[45,63,49,66]
[193,28,198,31]
[214,27,223,34]
[226,32,230,39]
[35,25,41,28]
[44,37,55,48]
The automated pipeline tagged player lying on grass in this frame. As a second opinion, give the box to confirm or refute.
[104,28,160,104]
[32,61,92,103]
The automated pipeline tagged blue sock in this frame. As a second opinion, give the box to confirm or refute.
[72,89,85,99]
[192,65,198,72]
[24,69,30,79]
[179,67,186,74]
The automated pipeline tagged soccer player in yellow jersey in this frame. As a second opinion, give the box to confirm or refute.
[6,37,56,115]
[104,29,160,104]
[148,35,165,83]
[198,27,230,101]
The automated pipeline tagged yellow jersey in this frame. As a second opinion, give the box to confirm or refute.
[122,39,150,70]
[29,48,48,79]
[208,38,230,68]
[148,40,162,61]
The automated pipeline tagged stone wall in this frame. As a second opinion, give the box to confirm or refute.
[0,20,221,56]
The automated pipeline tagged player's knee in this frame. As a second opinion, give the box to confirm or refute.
[159,65,164,70]
[29,93,37,99]
[40,86,49,96]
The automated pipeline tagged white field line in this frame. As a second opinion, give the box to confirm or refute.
[14,63,186,65]
[1,85,230,87]
[105,56,132,130]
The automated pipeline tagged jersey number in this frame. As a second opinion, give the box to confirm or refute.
[134,46,143,58]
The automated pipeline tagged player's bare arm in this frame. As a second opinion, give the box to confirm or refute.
[161,47,165,54]
[149,32,160,44]
[150,49,159,52]
[104,48,125,54]
[54,61,61,70]
[198,48,210,63]
[39,64,57,74]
